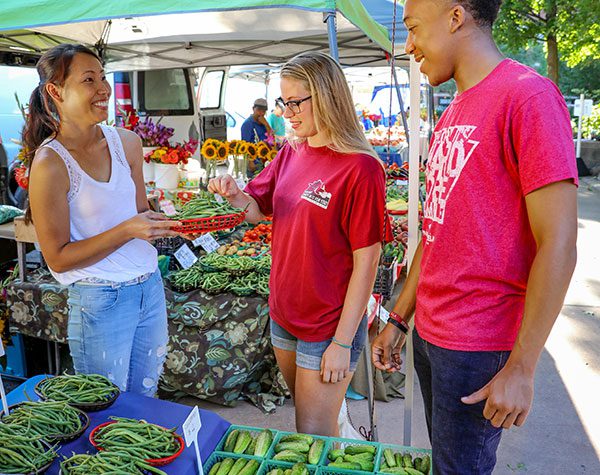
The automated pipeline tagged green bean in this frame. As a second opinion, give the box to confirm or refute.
[38,373,118,405]
[61,451,167,474]
[2,400,83,440]
[0,424,57,473]
[173,192,243,220]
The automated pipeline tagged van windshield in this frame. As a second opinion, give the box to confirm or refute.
[140,68,193,115]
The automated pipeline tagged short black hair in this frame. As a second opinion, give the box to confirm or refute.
[455,0,503,28]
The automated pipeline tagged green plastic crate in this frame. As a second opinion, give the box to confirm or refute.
[266,431,329,466]
[204,452,265,475]
[375,443,432,475]
[215,425,278,458]
[258,460,318,475]
[322,437,380,473]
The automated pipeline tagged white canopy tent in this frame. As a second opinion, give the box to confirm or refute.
[0,0,423,446]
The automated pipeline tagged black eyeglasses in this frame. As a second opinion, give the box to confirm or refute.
[276,96,312,114]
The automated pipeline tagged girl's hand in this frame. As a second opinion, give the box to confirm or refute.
[320,342,351,384]
[208,174,241,199]
[125,210,182,242]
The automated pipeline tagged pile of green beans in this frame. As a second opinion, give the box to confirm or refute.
[223,256,256,273]
[61,451,167,475]
[228,272,260,296]
[200,253,230,271]
[170,263,206,291]
[255,255,272,274]
[2,400,83,440]
[200,272,230,293]
[93,417,181,460]
[257,274,270,296]
[38,373,118,405]
[0,424,57,474]
[174,192,243,220]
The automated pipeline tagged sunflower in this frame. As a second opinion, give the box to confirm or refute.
[267,149,278,162]
[237,142,248,155]
[202,143,218,160]
[228,140,239,155]
[217,143,228,160]
[246,143,258,160]
[257,143,270,160]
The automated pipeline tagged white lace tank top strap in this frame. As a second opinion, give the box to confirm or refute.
[100,124,131,172]
[40,139,82,202]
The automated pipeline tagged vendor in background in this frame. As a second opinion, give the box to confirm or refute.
[267,101,286,143]
[24,44,182,396]
[372,0,577,473]
[241,98,273,177]
[209,51,388,436]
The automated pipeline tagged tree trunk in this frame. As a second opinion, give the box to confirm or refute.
[545,0,559,84]
[547,34,559,84]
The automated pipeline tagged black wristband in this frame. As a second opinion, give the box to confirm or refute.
[388,316,409,334]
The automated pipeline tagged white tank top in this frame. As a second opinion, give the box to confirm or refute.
[42,125,157,285]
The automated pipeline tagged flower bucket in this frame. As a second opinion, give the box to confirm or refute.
[142,147,157,182]
[155,163,180,189]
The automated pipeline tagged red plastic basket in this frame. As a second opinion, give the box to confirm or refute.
[171,211,246,234]
[89,421,185,467]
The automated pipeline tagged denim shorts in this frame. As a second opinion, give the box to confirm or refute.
[270,317,368,372]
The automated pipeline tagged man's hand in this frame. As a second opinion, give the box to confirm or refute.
[461,363,534,428]
[372,323,405,372]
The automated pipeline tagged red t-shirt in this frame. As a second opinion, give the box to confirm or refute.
[416,59,578,351]
[246,142,388,342]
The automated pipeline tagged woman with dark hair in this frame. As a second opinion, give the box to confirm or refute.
[24,44,181,395]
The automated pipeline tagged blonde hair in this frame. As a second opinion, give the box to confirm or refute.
[280,51,378,160]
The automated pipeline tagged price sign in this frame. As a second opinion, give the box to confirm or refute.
[214,194,224,204]
[574,99,593,117]
[159,199,178,217]
[174,244,198,269]
[183,406,203,475]
[0,339,4,358]
[193,233,220,253]
[235,178,246,191]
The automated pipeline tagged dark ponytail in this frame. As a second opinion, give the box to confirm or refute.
[23,43,101,223]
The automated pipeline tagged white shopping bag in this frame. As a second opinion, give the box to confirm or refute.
[338,398,364,440]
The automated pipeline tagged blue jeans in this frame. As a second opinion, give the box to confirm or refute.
[67,269,168,396]
[270,317,367,372]
[413,328,510,474]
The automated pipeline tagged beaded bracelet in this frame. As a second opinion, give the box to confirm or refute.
[332,337,352,349]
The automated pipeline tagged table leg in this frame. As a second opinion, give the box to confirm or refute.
[17,241,27,282]
[46,341,54,375]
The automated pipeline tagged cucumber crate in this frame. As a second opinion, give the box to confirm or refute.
[204,453,264,475]
[215,425,278,459]
[267,431,329,466]
[322,437,381,474]
[259,460,318,475]
[376,444,432,475]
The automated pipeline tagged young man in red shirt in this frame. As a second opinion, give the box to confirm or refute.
[372,0,578,472]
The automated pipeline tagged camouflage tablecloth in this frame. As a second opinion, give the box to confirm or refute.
[6,269,287,412]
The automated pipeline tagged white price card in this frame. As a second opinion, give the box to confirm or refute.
[174,244,198,269]
[193,233,220,253]
[159,199,178,217]
[213,194,224,204]
[0,339,4,357]
[574,99,593,117]
[235,178,246,191]
[183,406,204,475]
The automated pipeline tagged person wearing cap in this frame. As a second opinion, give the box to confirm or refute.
[241,98,273,143]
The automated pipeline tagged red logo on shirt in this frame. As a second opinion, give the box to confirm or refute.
[425,125,480,228]
[301,180,332,209]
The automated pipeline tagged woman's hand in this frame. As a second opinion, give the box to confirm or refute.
[321,342,351,384]
[125,210,182,242]
[372,323,405,372]
[208,174,241,199]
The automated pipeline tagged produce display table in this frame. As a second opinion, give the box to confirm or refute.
[7,375,231,475]
[5,269,287,412]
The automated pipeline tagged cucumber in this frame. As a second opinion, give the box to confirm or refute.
[404,469,423,475]
[229,457,249,475]
[380,468,409,475]
[344,453,374,462]
[233,431,253,454]
[254,429,273,457]
[275,441,311,453]
[402,454,413,469]
[245,437,257,455]
[216,458,235,475]
[267,470,284,475]
[308,439,325,465]
[280,434,314,445]
[384,448,397,467]
[344,445,376,456]
[291,462,309,475]
[273,450,307,463]
[328,449,345,461]
[419,455,431,474]
[208,462,222,475]
[395,453,404,468]
[329,460,362,470]
[239,460,260,475]
[224,430,239,452]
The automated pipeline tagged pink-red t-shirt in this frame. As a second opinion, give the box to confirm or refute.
[416,59,578,351]
[246,142,388,342]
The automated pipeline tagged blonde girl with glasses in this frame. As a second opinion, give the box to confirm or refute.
[209,51,388,436]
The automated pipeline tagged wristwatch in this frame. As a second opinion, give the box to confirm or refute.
[388,311,410,334]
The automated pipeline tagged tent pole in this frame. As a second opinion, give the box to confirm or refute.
[403,56,421,446]
[324,11,339,61]
[391,65,409,144]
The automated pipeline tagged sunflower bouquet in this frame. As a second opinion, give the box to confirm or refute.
[201,138,229,180]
